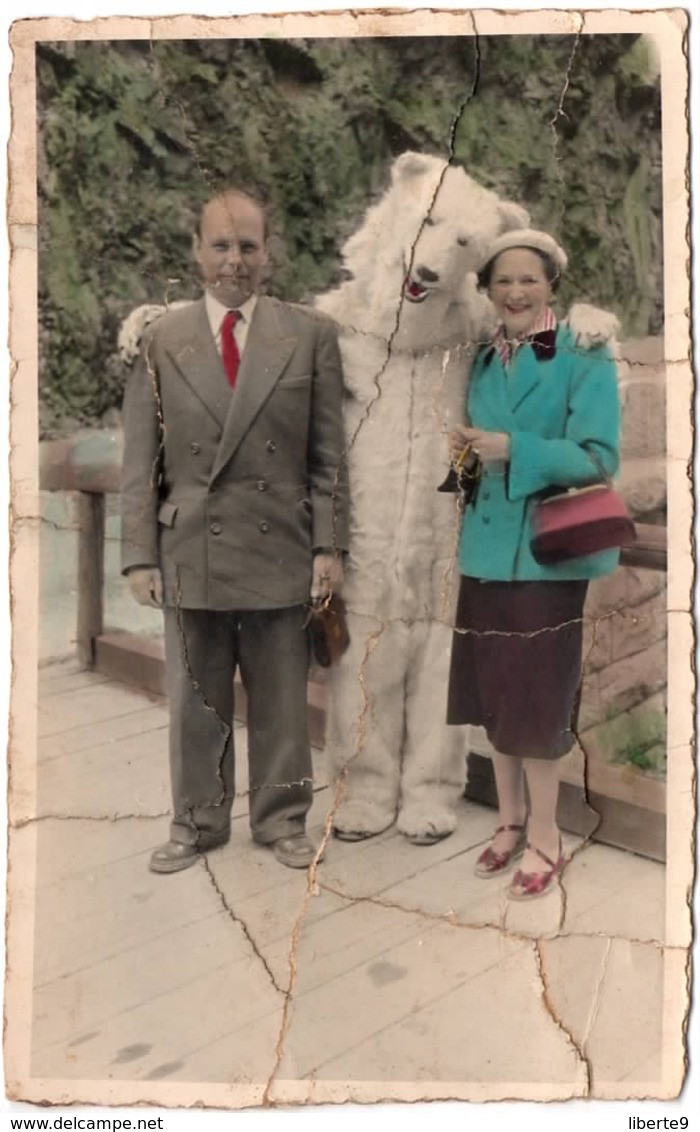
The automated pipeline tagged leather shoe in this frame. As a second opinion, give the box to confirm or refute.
[149,841,200,874]
[271,833,320,869]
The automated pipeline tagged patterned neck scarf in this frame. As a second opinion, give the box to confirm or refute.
[493,306,558,369]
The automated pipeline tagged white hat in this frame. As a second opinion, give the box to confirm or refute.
[479,228,568,274]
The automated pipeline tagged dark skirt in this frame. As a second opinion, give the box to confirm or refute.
[447,576,588,759]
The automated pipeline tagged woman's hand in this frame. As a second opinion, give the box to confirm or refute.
[449,425,478,465]
[453,427,511,464]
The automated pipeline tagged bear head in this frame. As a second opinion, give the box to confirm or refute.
[394,152,530,305]
[334,152,530,344]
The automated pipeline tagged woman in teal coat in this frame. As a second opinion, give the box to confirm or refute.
[447,228,621,900]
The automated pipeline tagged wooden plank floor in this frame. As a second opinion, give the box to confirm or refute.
[22,658,672,1101]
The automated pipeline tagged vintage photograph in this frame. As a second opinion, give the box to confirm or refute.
[5,6,694,1112]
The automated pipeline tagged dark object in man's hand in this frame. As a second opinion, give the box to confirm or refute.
[305,593,351,667]
[437,444,482,505]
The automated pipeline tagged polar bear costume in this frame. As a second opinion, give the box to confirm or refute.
[315,151,535,844]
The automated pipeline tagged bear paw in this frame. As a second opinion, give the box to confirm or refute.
[332,799,396,841]
[397,804,457,846]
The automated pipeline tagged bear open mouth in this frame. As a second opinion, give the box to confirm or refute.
[404,276,431,303]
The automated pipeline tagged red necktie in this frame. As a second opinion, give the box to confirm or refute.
[221,310,241,390]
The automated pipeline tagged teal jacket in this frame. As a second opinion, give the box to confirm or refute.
[458,324,622,582]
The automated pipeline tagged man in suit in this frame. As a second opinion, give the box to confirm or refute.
[121,189,349,874]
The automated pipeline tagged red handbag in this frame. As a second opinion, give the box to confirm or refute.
[531,457,636,565]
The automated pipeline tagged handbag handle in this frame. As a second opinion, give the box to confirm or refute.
[583,447,613,488]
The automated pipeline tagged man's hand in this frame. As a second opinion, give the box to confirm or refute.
[311,553,344,603]
[128,567,163,608]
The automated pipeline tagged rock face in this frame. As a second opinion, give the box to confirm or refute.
[580,336,667,778]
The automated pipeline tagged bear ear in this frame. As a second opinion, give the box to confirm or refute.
[391,151,439,184]
[497,201,531,232]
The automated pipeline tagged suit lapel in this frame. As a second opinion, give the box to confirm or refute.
[507,330,558,414]
[471,329,560,432]
[470,350,515,431]
[164,299,231,429]
[506,346,542,415]
[210,296,297,482]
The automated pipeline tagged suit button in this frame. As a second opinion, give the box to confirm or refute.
[482,491,490,500]
[210,522,222,535]
[482,516,491,525]
[257,480,268,492]
[190,442,201,454]
[259,520,270,533]
[266,440,276,453]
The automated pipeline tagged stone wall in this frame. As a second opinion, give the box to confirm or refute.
[615,336,666,518]
[579,336,666,777]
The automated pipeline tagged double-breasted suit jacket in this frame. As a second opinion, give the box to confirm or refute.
[121,295,350,607]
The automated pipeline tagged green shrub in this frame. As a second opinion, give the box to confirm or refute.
[601,707,667,776]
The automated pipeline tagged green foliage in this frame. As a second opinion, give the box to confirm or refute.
[37,34,662,435]
[622,744,666,775]
[602,706,667,777]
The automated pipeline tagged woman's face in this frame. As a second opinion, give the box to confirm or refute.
[488,248,552,338]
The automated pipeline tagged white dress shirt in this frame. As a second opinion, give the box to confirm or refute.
[204,290,258,359]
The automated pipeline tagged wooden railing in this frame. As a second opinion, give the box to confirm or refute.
[41,432,122,667]
[40,429,669,675]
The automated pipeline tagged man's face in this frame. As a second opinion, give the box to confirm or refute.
[193,194,268,308]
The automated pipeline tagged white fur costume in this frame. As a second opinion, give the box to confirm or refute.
[315,152,533,842]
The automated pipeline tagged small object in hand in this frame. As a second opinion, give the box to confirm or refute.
[305,592,351,667]
[437,443,482,505]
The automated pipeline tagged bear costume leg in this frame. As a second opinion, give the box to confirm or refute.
[396,618,468,843]
[325,614,408,838]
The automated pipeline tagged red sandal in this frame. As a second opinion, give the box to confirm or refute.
[474,824,526,878]
[508,839,565,901]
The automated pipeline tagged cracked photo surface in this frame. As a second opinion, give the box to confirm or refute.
[4,5,695,1114]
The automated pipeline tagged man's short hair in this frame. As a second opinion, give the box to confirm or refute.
[197,188,270,241]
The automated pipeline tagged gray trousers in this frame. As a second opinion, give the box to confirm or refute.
[163,605,313,847]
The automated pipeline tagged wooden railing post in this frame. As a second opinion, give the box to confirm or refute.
[619,523,667,571]
[76,490,105,668]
